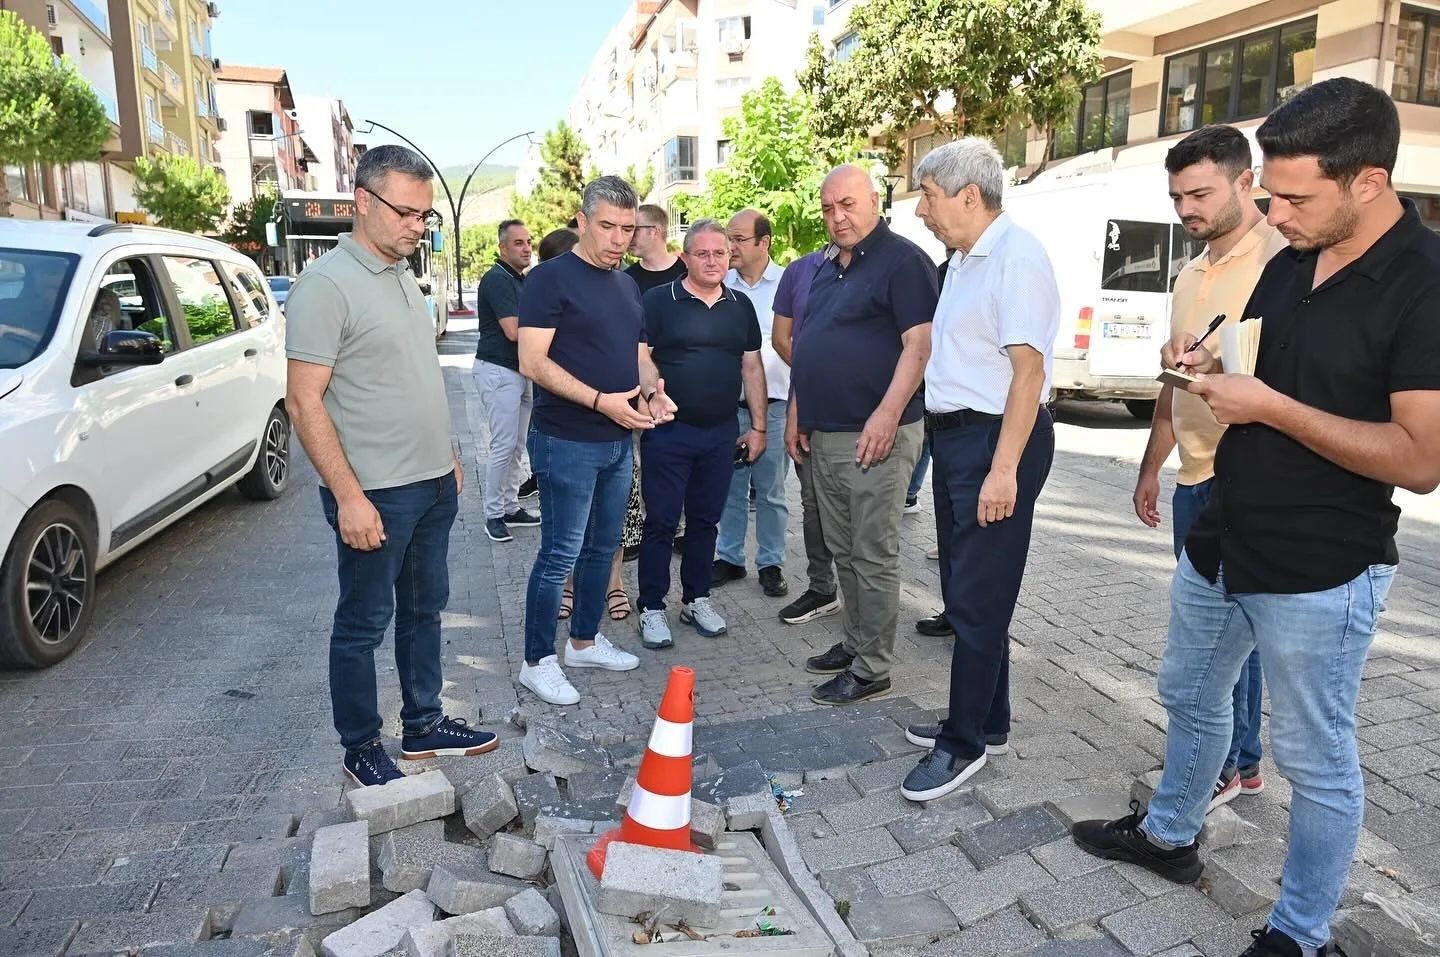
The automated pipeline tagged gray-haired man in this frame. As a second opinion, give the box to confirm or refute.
[286,144,500,788]
[900,138,1059,803]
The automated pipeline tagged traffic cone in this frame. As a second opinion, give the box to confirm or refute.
[588,666,697,879]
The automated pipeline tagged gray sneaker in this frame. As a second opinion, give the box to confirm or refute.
[638,608,673,650]
[680,596,727,637]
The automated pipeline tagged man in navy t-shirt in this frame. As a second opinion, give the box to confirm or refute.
[787,164,936,708]
[516,175,678,707]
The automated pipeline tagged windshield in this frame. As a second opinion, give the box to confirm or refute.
[267,276,291,292]
[0,249,80,369]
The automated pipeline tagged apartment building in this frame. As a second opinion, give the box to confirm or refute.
[293,95,358,194]
[214,65,318,208]
[0,0,220,222]
[520,0,822,237]
[817,0,1440,252]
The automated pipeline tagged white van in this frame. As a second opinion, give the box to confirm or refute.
[1002,166,1206,417]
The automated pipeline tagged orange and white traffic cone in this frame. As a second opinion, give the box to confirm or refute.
[588,666,697,879]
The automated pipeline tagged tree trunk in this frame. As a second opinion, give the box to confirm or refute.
[0,176,13,220]
[1022,128,1056,184]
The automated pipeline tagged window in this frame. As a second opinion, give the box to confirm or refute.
[1052,71,1130,159]
[1170,226,1206,290]
[996,119,1029,169]
[813,3,825,26]
[1394,7,1440,104]
[223,263,272,328]
[247,110,275,137]
[717,16,751,45]
[0,250,79,369]
[1100,220,1169,294]
[717,76,749,104]
[1161,18,1316,134]
[664,136,697,185]
[162,257,240,345]
[834,31,860,61]
[144,95,157,121]
[717,139,734,165]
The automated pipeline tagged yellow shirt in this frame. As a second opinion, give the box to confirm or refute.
[1169,218,1290,486]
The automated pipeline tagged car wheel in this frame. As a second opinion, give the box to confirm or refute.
[1125,399,1157,420]
[237,405,290,501]
[0,499,97,668]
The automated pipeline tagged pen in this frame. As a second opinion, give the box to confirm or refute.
[1177,314,1225,369]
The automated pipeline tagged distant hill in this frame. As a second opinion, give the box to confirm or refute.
[437,163,516,227]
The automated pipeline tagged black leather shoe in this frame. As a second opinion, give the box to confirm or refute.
[1238,927,1305,957]
[1071,799,1203,883]
[811,671,891,706]
[758,566,788,597]
[901,748,987,801]
[711,559,746,588]
[916,612,954,637]
[804,643,854,675]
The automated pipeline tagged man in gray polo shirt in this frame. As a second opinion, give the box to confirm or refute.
[285,144,499,788]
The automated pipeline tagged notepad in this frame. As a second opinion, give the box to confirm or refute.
[1219,316,1263,376]
[1155,367,1198,388]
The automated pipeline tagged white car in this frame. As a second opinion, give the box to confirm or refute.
[0,221,290,668]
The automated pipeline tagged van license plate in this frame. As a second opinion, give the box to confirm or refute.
[1102,321,1150,339]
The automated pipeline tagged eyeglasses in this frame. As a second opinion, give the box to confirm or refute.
[688,249,730,261]
[728,234,756,245]
[634,224,661,233]
[361,187,437,226]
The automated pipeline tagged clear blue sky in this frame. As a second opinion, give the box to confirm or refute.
[211,0,632,169]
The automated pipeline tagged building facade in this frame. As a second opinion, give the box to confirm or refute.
[293,95,357,194]
[214,65,317,209]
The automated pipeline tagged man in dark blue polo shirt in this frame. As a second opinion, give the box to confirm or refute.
[1072,79,1440,957]
[516,176,678,707]
[787,164,937,707]
[635,219,765,650]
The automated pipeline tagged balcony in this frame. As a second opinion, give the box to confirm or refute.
[169,131,190,156]
[69,0,111,39]
[142,44,159,75]
[94,88,119,125]
[161,62,184,102]
[196,98,210,118]
[156,0,179,39]
[147,117,167,146]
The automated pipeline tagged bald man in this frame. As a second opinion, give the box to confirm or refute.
[786,165,936,707]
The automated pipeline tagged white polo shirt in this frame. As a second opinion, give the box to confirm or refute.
[926,212,1061,415]
[726,260,789,401]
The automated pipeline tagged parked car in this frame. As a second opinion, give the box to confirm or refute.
[267,274,292,310]
[0,221,291,668]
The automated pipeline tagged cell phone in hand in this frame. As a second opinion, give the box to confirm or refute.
[733,443,749,468]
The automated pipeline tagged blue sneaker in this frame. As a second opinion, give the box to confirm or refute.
[485,518,513,543]
[343,741,405,787]
[401,716,499,760]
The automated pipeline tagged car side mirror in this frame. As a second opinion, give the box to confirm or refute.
[77,330,165,367]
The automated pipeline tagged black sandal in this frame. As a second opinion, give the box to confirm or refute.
[558,583,574,621]
[607,588,631,621]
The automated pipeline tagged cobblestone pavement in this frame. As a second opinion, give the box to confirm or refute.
[0,316,1437,955]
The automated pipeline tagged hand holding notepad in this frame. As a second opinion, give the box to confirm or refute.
[1155,313,1227,388]
[1218,316,1263,376]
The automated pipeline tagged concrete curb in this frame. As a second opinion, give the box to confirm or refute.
[758,808,870,957]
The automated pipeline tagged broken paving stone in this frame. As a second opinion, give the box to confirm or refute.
[504,888,561,937]
[521,725,612,779]
[955,806,1069,868]
[488,834,548,882]
[1131,769,1164,806]
[532,814,595,851]
[426,863,528,916]
[377,820,484,894]
[346,771,455,836]
[452,936,561,957]
[563,768,630,802]
[432,739,529,798]
[1334,898,1440,957]
[690,798,725,849]
[402,908,514,957]
[693,759,771,804]
[460,773,518,841]
[844,893,959,947]
[1199,805,1261,851]
[309,820,370,916]
[1049,793,1137,830]
[596,842,724,928]
[511,773,562,832]
[319,889,435,957]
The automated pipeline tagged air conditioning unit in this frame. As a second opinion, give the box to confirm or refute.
[211,58,222,71]
[46,3,57,26]
[722,39,746,56]
[216,116,228,132]
[207,2,220,16]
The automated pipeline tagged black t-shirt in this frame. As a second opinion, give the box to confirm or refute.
[626,258,687,295]
[643,279,762,428]
[792,221,938,432]
[1186,201,1440,594]
[474,260,523,370]
[518,251,646,443]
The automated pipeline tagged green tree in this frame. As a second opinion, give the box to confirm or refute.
[509,121,591,239]
[625,162,655,204]
[458,222,500,285]
[222,186,279,269]
[132,154,230,234]
[674,77,861,263]
[0,10,111,217]
[799,0,1103,174]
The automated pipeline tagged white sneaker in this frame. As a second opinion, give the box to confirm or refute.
[680,596,727,637]
[638,609,673,650]
[518,656,580,705]
[564,633,640,671]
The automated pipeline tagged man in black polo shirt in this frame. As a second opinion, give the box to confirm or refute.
[474,219,540,544]
[1072,79,1440,957]
[787,164,936,706]
[635,219,765,650]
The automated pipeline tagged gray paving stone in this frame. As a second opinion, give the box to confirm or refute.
[944,904,1049,957]
[378,820,483,894]
[138,935,315,957]
[1334,900,1440,957]
[798,824,906,871]
[844,892,959,947]
[431,740,530,798]
[102,846,230,885]
[503,887,561,936]
[402,908,514,957]
[426,861,528,916]
[867,842,976,896]
[66,908,212,953]
[818,787,920,834]
[562,768,629,802]
[1012,940,1133,957]
[596,843,723,927]
[344,771,454,836]
[1019,867,1148,934]
[847,756,922,796]
[16,880,154,921]
[509,773,560,831]
[459,773,518,841]
[1190,913,1276,957]
[977,776,1090,818]
[1364,805,1440,851]
[1100,891,1230,955]
[1050,793,1138,829]
[309,820,370,916]
[793,775,863,807]
[531,814,594,850]
[521,725,611,779]
[1198,805,1260,851]
[319,889,435,957]
[0,919,78,957]
[957,806,1069,868]
[298,809,350,838]
[487,833,547,881]
[817,866,880,904]
[451,935,560,957]
[1204,846,1282,917]
[886,794,992,853]
[938,852,1057,927]
[151,868,285,910]
[1031,838,1111,881]
[1376,844,1440,891]
[230,894,363,938]
[689,797,725,849]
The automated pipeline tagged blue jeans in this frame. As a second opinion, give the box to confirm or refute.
[1144,555,1395,949]
[908,433,932,499]
[639,419,738,608]
[1174,478,1263,771]
[716,402,790,570]
[320,473,456,751]
[523,431,633,664]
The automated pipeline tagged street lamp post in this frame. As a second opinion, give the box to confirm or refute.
[360,121,535,314]
[882,172,905,222]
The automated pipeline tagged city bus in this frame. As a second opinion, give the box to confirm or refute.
[277,190,449,337]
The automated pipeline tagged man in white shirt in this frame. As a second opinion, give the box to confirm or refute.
[713,209,792,599]
[899,138,1061,803]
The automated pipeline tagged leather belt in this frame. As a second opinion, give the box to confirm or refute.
[925,409,1003,432]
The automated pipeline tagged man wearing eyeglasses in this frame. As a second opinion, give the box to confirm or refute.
[285,144,499,790]
[713,209,790,600]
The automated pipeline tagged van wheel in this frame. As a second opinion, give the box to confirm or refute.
[0,499,97,668]
[238,406,290,501]
[1124,400,1157,420]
